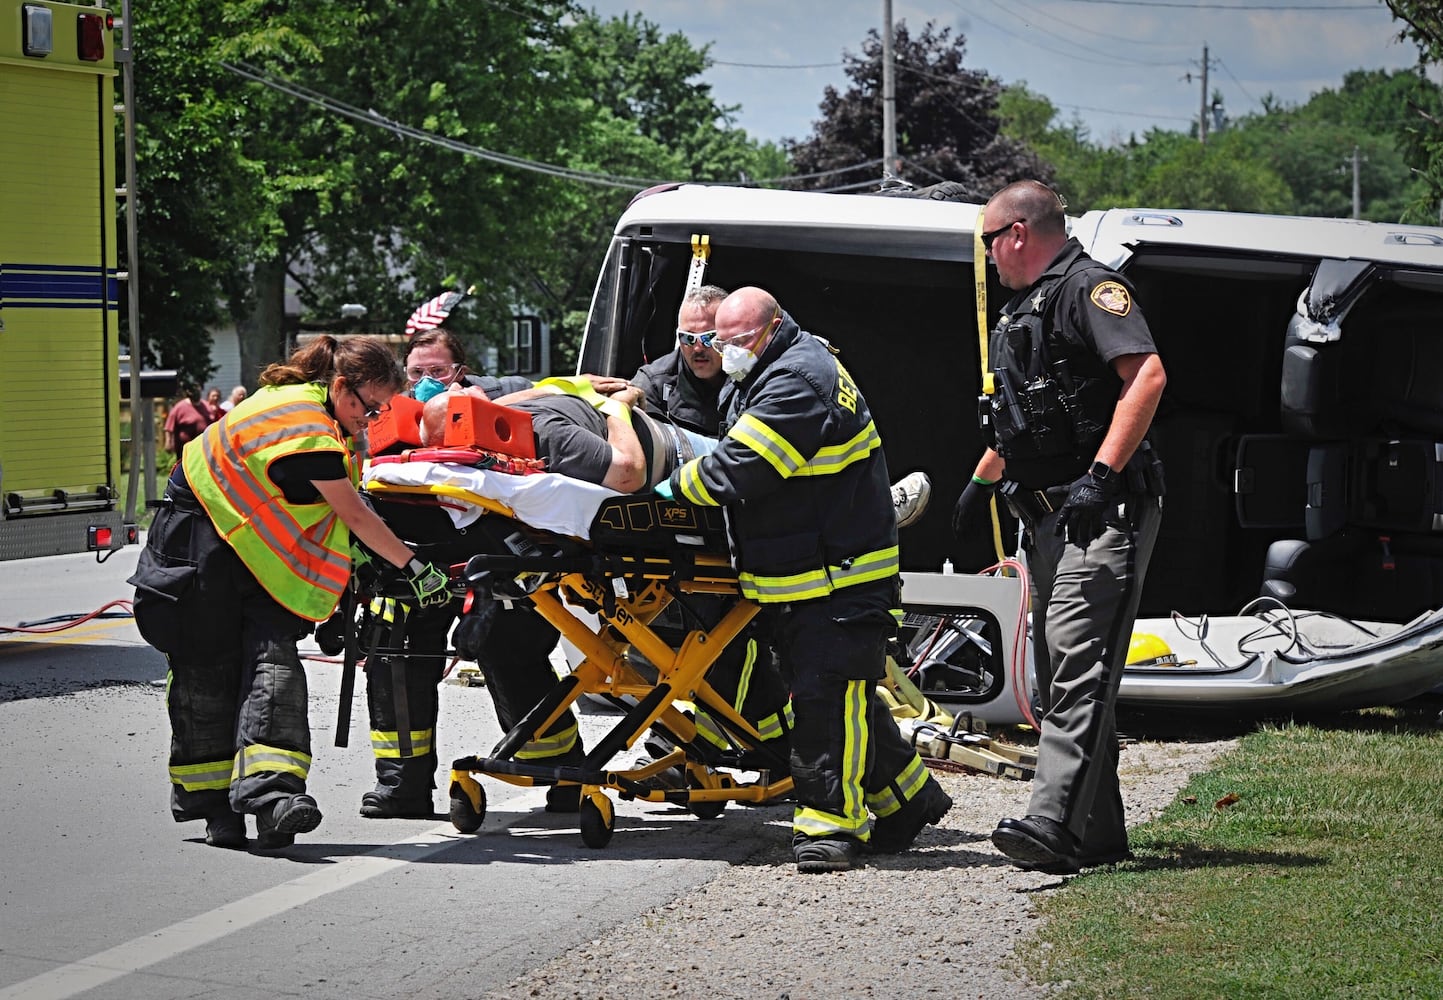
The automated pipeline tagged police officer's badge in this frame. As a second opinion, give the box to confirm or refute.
[1090,281,1131,316]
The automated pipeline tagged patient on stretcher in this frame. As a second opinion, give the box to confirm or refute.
[361,376,934,834]
[417,382,717,493]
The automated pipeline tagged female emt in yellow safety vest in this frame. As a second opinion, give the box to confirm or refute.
[128,336,451,851]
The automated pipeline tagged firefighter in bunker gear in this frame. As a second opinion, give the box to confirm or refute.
[129,336,447,849]
[666,287,952,873]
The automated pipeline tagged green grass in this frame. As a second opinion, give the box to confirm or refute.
[1019,705,1443,999]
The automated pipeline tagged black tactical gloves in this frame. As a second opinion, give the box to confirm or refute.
[951,477,998,540]
[1055,463,1124,546]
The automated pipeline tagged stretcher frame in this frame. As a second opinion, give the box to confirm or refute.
[360,477,794,848]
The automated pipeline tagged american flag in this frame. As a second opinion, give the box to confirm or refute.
[404,286,471,336]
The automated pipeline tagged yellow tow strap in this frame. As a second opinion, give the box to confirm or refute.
[973,208,1007,561]
[974,208,993,397]
[687,233,712,294]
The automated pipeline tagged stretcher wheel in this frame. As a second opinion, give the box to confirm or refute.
[448,777,487,833]
[579,790,615,849]
[687,771,727,820]
[687,797,725,820]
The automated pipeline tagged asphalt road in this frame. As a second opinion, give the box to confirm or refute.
[0,543,784,999]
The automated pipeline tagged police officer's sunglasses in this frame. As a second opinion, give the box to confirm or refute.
[980,218,1026,251]
[675,328,718,348]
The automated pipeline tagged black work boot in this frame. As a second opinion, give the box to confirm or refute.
[204,811,247,850]
[992,814,1080,874]
[254,794,323,850]
[793,832,864,873]
[360,756,435,818]
[543,745,586,813]
[631,734,686,792]
[359,790,434,818]
[869,776,953,853]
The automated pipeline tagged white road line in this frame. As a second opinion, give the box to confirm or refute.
[0,797,547,1000]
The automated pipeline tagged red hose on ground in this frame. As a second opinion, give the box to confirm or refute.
[976,558,1038,730]
[0,599,134,635]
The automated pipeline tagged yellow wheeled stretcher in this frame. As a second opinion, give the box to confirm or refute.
[357,454,793,849]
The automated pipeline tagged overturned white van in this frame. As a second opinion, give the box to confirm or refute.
[1075,207,1443,622]
[579,185,1443,644]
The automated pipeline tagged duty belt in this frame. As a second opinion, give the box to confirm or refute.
[998,481,1072,527]
[1032,485,1073,513]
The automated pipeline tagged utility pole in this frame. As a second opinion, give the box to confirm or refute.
[1341,145,1366,219]
[117,0,152,518]
[1351,145,1362,220]
[882,0,898,178]
[1198,43,1210,145]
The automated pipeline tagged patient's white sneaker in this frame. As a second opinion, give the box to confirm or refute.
[891,471,931,528]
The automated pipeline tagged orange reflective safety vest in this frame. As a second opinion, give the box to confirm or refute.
[183,382,357,621]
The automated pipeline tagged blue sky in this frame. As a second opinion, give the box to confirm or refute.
[584,0,1429,147]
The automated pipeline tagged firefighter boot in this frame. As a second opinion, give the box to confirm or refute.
[544,744,587,813]
[254,794,324,850]
[204,811,247,850]
[869,775,953,854]
[793,832,864,873]
[360,755,436,819]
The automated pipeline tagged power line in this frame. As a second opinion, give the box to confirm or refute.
[222,61,893,191]
[713,59,842,69]
[950,0,1188,67]
[1002,0,1197,48]
[1214,55,1262,111]
[1056,0,1376,8]
[1053,101,1197,124]
[222,61,664,189]
[957,2,1189,69]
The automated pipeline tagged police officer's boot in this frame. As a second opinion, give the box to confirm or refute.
[360,755,436,819]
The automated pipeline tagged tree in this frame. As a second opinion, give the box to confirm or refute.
[1132,132,1293,214]
[127,2,785,385]
[1382,2,1443,220]
[517,9,790,370]
[786,20,1049,200]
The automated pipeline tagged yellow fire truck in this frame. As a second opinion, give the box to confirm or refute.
[0,1,129,560]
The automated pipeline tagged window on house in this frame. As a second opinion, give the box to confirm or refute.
[509,315,541,374]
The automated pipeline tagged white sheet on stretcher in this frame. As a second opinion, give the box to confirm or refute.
[365,461,621,539]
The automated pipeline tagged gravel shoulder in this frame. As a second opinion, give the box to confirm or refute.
[485,730,1237,1000]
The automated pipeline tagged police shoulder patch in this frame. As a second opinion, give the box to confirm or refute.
[1089,280,1131,316]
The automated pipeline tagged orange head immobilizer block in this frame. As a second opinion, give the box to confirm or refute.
[367,394,425,455]
[442,392,537,459]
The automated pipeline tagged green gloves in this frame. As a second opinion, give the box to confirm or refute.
[404,558,451,607]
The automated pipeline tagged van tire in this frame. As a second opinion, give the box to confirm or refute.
[872,180,973,203]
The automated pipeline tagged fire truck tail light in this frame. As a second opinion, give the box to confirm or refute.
[87,526,113,551]
[77,12,105,61]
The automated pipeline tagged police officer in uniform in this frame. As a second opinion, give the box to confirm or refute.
[953,180,1166,875]
[664,286,952,873]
